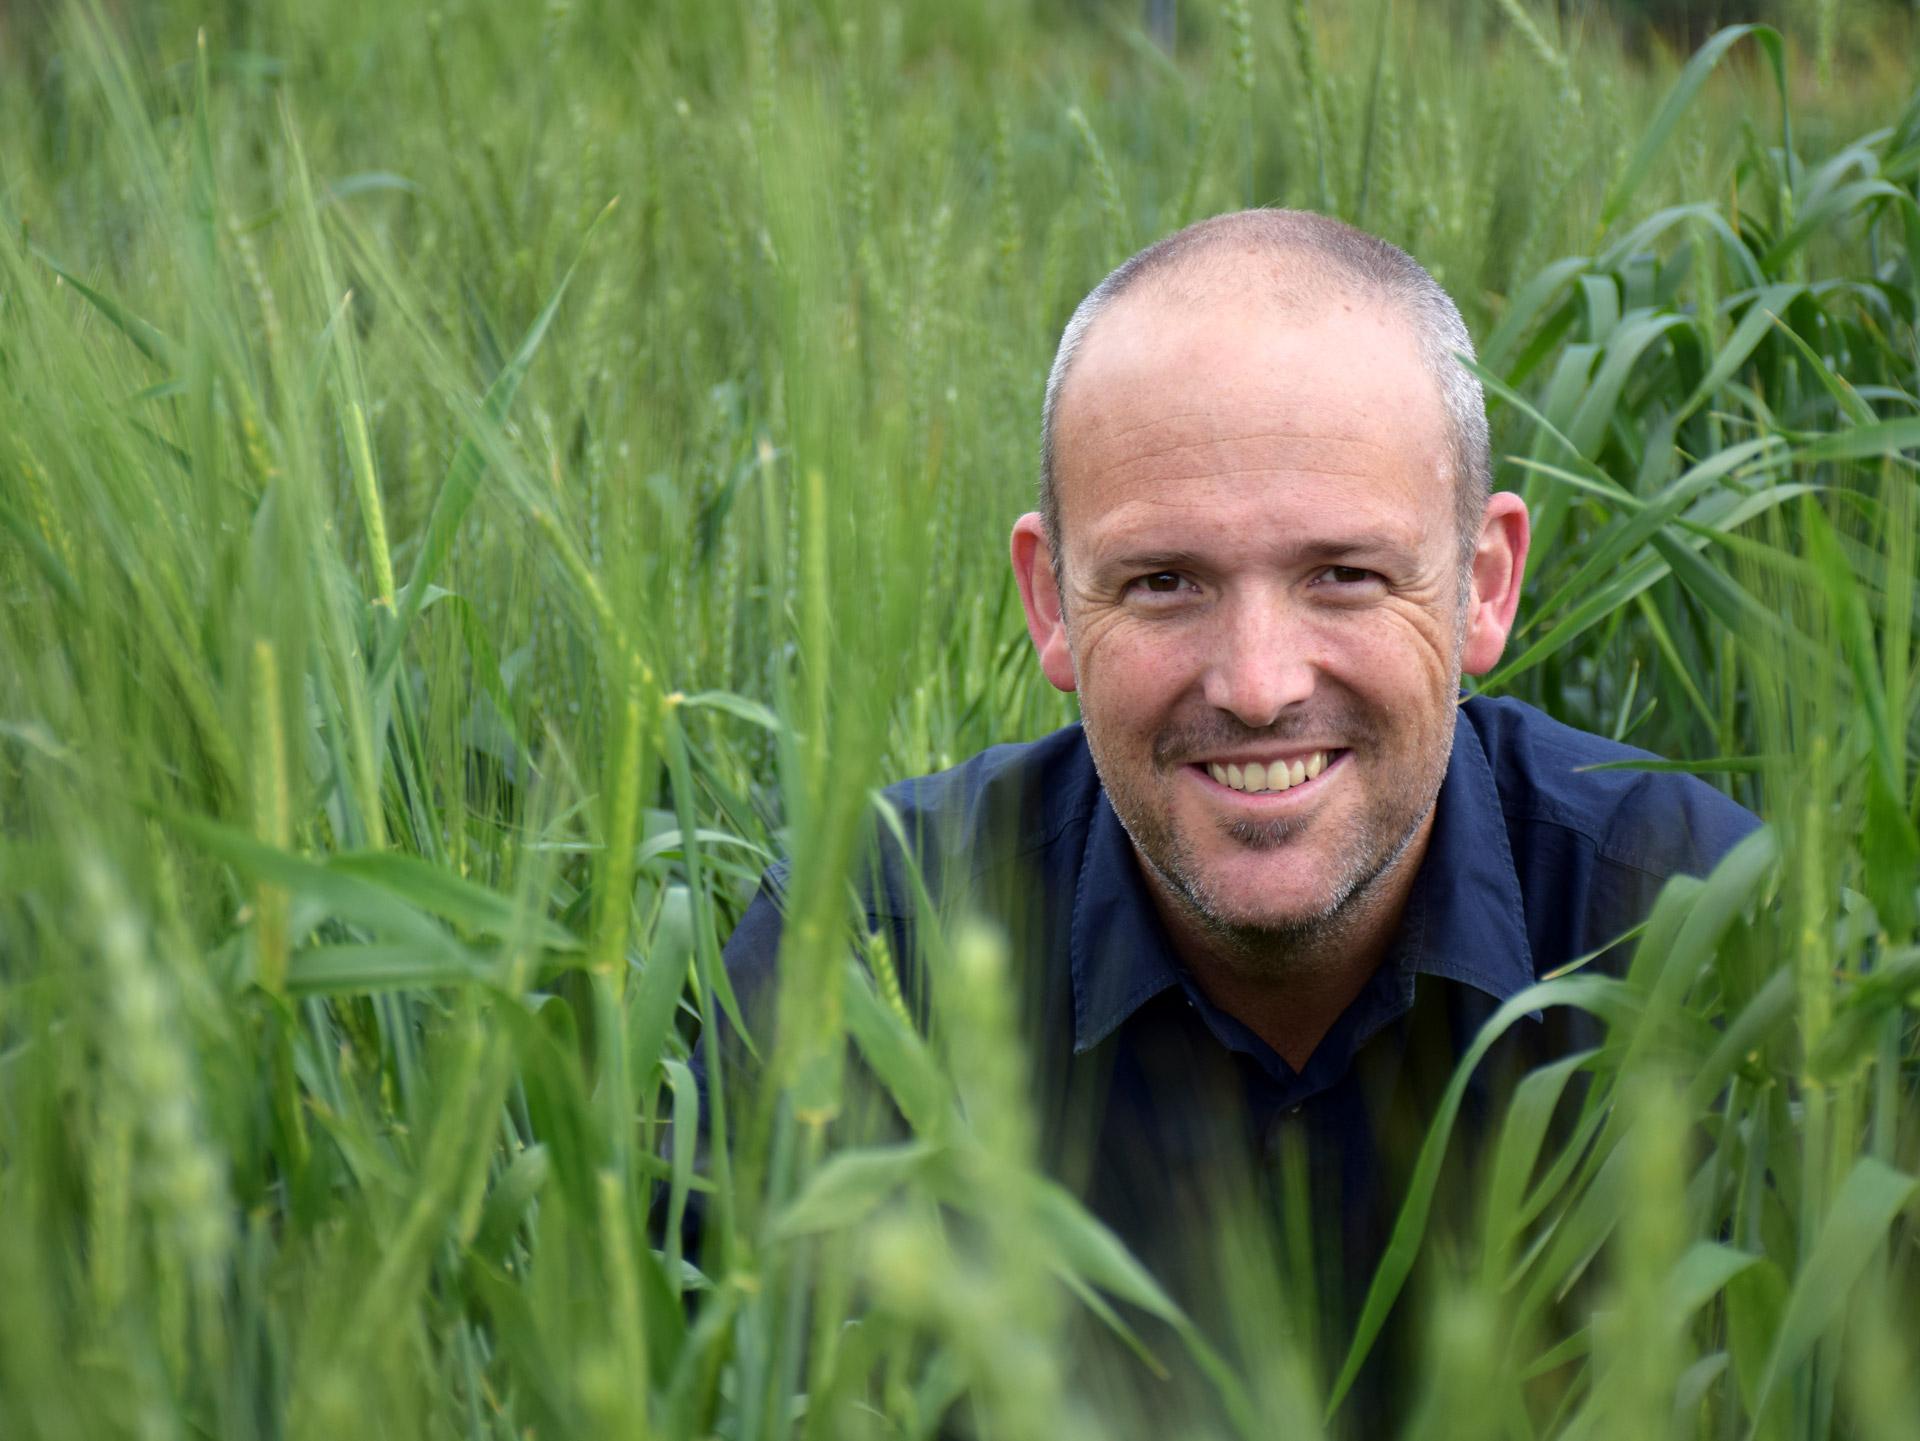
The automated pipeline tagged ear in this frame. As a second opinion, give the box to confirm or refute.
[1010,512,1078,693]
[1460,492,1531,676]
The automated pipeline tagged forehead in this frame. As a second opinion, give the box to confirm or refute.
[1052,293,1453,554]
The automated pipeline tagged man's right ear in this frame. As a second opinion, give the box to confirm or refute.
[1010,512,1078,693]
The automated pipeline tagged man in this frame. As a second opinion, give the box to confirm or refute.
[718,209,1758,1417]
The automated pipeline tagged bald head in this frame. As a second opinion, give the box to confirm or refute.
[1039,210,1490,569]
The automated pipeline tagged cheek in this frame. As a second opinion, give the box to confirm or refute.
[1313,614,1461,734]
[1075,623,1194,726]
[1351,604,1460,683]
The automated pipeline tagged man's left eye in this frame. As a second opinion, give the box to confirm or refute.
[1322,566,1378,585]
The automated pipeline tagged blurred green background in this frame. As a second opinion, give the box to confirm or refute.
[1,1,1916,1437]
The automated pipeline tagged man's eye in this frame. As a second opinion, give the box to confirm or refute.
[1323,566,1377,585]
[1128,571,1196,602]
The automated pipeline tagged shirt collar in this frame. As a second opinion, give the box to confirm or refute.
[1068,700,1536,1056]
[1069,789,1185,1054]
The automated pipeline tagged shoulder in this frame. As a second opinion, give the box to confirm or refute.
[743,722,1099,923]
[866,723,1101,914]
[716,726,1098,1078]
[879,723,1097,837]
[1461,693,1760,880]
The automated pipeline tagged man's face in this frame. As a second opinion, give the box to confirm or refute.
[1015,294,1512,950]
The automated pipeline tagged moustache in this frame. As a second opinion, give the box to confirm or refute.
[1150,708,1378,770]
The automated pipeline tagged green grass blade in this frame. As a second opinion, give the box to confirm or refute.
[773,1140,941,1237]
[329,851,579,951]
[373,201,616,693]
[1745,1158,1920,1435]
[1598,25,1785,235]
[1327,974,1640,1419]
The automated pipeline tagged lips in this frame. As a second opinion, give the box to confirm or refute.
[1191,748,1348,796]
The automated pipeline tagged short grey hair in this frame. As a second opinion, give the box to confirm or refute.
[1038,209,1491,569]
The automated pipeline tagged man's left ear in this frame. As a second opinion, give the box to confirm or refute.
[1460,492,1531,676]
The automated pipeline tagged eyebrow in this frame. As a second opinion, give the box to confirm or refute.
[1089,536,1415,581]
[1088,547,1211,578]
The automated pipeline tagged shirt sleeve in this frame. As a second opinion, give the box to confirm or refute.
[698,863,790,1089]
[667,869,787,1275]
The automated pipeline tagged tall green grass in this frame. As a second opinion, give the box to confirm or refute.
[0,1,1915,1436]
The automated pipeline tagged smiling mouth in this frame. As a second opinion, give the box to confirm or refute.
[1191,748,1347,795]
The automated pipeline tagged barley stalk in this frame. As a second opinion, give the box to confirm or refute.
[250,638,291,995]
[345,396,396,607]
[1066,105,1129,264]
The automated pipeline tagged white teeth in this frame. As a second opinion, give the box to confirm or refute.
[1207,750,1333,792]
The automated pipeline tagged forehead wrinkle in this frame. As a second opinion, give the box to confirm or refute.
[1088,427,1396,464]
[1067,425,1404,496]
[1092,409,1236,445]
[1085,492,1427,558]
[1101,465,1390,488]
[1084,402,1381,447]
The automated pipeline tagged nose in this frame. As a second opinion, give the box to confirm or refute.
[1200,591,1317,728]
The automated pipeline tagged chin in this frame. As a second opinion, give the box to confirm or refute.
[1172,865,1354,943]
[1201,898,1346,945]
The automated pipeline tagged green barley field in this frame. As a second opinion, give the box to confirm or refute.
[2,0,1917,1435]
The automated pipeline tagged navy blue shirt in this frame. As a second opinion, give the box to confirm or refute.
[717,695,1759,1422]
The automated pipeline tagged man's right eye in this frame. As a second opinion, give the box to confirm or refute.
[1121,570,1199,604]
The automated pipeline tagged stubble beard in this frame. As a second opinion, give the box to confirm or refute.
[1083,697,1454,983]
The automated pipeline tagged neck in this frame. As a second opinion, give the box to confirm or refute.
[1142,815,1434,1072]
